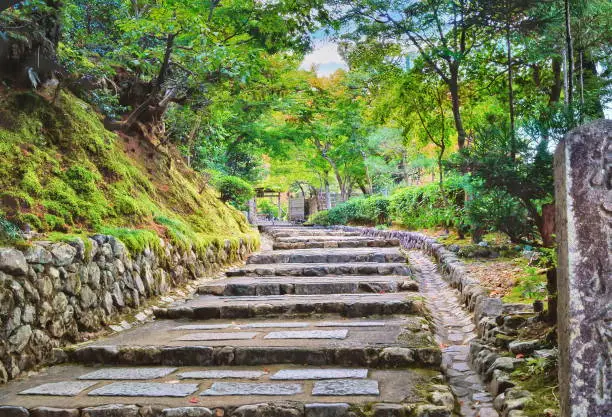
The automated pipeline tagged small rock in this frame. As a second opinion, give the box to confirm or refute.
[508,340,540,355]
[50,243,77,266]
[24,246,53,264]
[81,405,139,417]
[31,408,79,417]
[304,403,350,417]
[0,406,29,417]
[9,325,32,352]
[414,404,450,417]
[0,248,28,275]
[163,408,212,417]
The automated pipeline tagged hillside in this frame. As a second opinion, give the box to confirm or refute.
[0,88,258,254]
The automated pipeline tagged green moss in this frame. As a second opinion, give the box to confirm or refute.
[47,232,93,258]
[17,213,43,231]
[20,170,43,196]
[0,89,257,257]
[511,363,559,417]
[99,227,162,255]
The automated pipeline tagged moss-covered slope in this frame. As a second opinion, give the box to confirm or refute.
[0,89,257,253]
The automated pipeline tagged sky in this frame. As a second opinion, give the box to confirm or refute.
[300,30,348,77]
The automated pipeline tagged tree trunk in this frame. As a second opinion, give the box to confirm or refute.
[506,22,516,159]
[540,203,555,248]
[549,56,563,105]
[449,66,467,149]
[564,0,574,107]
[546,268,558,324]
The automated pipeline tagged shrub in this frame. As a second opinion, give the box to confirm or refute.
[306,210,331,226]
[465,188,536,243]
[258,199,279,218]
[215,175,254,210]
[0,214,21,242]
[306,195,390,226]
[389,183,461,230]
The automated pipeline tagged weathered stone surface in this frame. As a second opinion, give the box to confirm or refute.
[177,332,258,341]
[174,324,232,331]
[554,120,612,417]
[316,321,386,327]
[162,408,213,417]
[243,322,311,329]
[30,408,79,417]
[264,330,348,340]
[19,381,97,396]
[371,403,405,417]
[304,403,350,417]
[88,382,198,397]
[0,248,28,275]
[201,382,303,396]
[230,403,301,417]
[0,406,29,417]
[50,243,77,266]
[271,369,368,380]
[179,370,265,379]
[312,379,379,396]
[81,404,140,417]
[78,367,177,380]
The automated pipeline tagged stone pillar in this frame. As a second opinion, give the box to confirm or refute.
[554,119,611,417]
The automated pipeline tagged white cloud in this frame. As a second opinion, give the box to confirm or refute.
[300,42,348,76]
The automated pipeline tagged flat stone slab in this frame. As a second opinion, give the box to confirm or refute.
[201,382,303,396]
[173,324,232,331]
[19,382,98,396]
[241,322,311,329]
[271,369,368,380]
[176,332,258,341]
[88,382,198,397]
[264,330,348,340]
[316,321,386,327]
[79,367,177,380]
[178,370,265,380]
[312,379,380,396]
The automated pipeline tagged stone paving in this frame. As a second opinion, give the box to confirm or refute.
[0,227,471,417]
[408,251,499,417]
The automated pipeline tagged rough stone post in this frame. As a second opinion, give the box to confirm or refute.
[554,119,611,417]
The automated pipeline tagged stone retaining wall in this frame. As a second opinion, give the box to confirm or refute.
[0,234,257,384]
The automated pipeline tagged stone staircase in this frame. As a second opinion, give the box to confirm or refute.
[0,226,455,417]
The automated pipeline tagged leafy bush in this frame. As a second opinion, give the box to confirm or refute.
[0,214,21,242]
[389,182,462,230]
[258,199,279,218]
[465,188,536,243]
[306,210,331,226]
[306,195,390,226]
[215,175,255,210]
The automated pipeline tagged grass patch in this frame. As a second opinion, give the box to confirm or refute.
[511,359,559,416]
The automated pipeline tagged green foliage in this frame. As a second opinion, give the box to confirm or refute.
[307,195,390,227]
[305,210,331,226]
[465,187,536,243]
[98,227,162,255]
[505,266,548,302]
[0,214,21,243]
[390,182,461,230]
[258,199,279,219]
[215,175,255,210]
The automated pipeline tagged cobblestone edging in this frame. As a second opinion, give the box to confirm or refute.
[0,234,258,384]
[334,226,538,417]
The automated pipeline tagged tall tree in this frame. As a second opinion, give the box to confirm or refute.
[332,0,483,149]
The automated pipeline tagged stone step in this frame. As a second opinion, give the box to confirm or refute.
[197,276,418,296]
[226,262,411,277]
[246,248,405,265]
[270,230,363,238]
[63,317,440,368]
[0,365,454,416]
[153,293,424,320]
[273,238,399,250]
